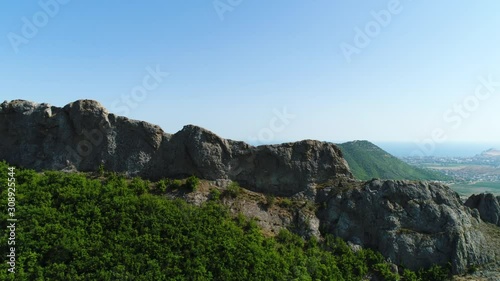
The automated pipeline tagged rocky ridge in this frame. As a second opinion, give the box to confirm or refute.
[317,179,497,274]
[1,99,499,275]
[0,99,352,197]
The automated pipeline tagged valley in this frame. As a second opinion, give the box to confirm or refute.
[401,149,500,196]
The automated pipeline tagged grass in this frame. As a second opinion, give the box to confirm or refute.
[450,182,500,197]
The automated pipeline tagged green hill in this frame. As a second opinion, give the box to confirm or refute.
[337,141,449,181]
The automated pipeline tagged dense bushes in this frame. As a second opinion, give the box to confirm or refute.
[0,161,449,280]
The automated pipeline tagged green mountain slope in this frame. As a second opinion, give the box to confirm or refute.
[0,161,448,280]
[337,141,449,181]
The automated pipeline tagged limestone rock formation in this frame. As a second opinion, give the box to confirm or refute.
[465,193,500,227]
[0,99,169,176]
[0,99,352,196]
[317,179,496,274]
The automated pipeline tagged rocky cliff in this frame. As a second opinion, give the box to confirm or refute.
[0,99,352,196]
[1,99,499,275]
[316,179,498,274]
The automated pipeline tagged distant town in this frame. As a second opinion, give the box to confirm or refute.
[401,148,500,196]
[402,148,500,182]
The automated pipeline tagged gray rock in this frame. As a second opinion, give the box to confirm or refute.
[319,179,496,274]
[465,193,500,227]
[0,99,170,176]
[0,100,352,196]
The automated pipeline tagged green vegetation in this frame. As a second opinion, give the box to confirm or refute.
[98,163,105,177]
[417,265,450,281]
[156,179,169,193]
[154,177,201,194]
[209,188,221,201]
[130,176,150,195]
[266,194,276,208]
[171,179,183,189]
[337,141,450,181]
[0,161,449,280]
[450,181,500,197]
[224,181,242,198]
[185,175,200,192]
[279,198,293,208]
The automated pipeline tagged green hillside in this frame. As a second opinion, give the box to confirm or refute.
[337,141,449,181]
[0,161,449,280]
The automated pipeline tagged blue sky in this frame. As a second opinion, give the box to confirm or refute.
[1,0,500,146]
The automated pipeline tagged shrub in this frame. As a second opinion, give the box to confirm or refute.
[402,269,419,281]
[279,198,293,208]
[210,189,221,201]
[372,263,399,281]
[130,177,148,195]
[170,179,183,189]
[98,163,105,177]
[266,194,276,208]
[225,181,241,198]
[157,179,168,193]
[304,201,317,212]
[418,265,450,281]
[185,175,200,192]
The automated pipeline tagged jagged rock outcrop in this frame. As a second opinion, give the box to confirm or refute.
[0,99,169,175]
[0,99,352,196]
[465,193,500,227]
[1,99,499,275]
[317,179,497,274]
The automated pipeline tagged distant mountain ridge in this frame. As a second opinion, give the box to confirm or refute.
[337,140,448,181]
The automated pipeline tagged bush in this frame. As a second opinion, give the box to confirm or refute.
[170,179,183,189]
[402,269,419,281]
[266,194,276,208]
[130,177,148,195]
[418,265,450,281]
[279,198,293,208]
[185,175,200,192]
[98,163,105,177]
[157,179,168,193]
[210,189,221,201]
[225,181,241,198]
[303,201,317,212]
[372,263,399,281]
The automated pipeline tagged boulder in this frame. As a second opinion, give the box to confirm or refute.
[465,193,500,227]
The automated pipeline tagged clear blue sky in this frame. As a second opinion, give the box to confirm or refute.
[1,0,500,145]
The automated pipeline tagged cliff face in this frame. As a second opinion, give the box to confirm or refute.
[0,100,167,177]
[465,193,500,227]
[0,99,352,196]
[1,99,499,275]
[317,179,497,274]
